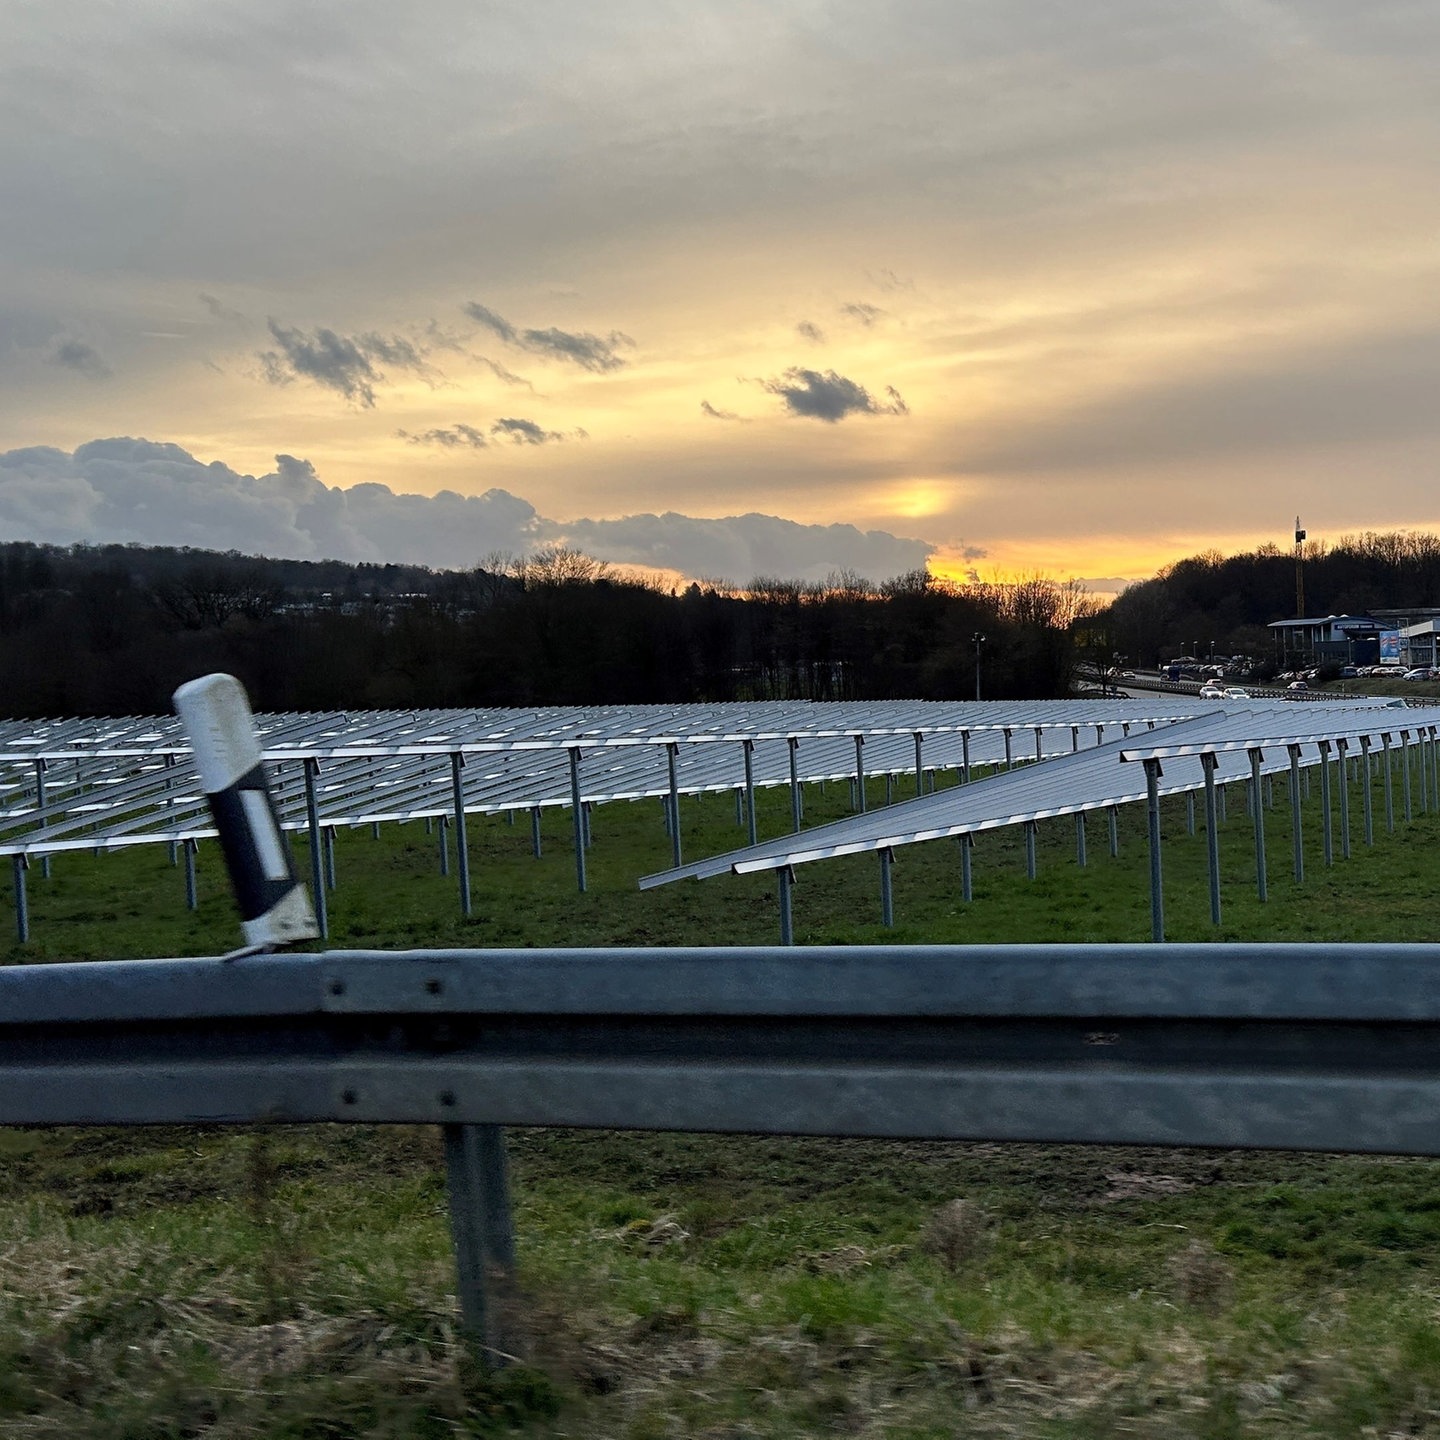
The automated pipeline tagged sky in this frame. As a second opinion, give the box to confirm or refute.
[3,1,1439,594]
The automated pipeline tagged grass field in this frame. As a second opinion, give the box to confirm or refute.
[5,764,1440,1437]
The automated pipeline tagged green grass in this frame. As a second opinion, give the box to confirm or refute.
[5,763,1440,1436]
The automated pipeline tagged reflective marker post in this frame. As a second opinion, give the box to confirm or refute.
[667,743,682,867]
[174,673,319,951]
[1250,748,1268,903]
[568,748,586,894]
[1144,758,1164,943]
[1202,752,1222,926]
[1360,735,1375,846]
[1288,744,1304,885]
[303,759,328,939]
[450,753,471,918]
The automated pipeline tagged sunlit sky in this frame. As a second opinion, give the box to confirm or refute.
[3,1,1439,592]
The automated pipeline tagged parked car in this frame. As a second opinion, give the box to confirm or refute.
[1287,680,1308,692]
[1223,687,1251,699]
[1199,684,1225,698]
[1402,668,1435,681]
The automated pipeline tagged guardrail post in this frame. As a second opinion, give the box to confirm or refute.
[450,753,471,917]
[443,1123,516,1366]
[568,749,586,894]
[1288,745,1304,884]
[12,854,29,943]
[1202,753,1221,925]
[1250,748,1268,902]
[879,847,894,927]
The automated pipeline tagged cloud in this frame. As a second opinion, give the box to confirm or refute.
[476,356,535,390]
[463,300,632,372]
[761,368,909,422]
[47,337,110,379]
[840,302,884,327]
[0,437,934,583]
[258,320,438,407]
[198,293,246,323]
[795,321,826,343]
[867,269,915,293]
[700,399,747,422]
[401,424,489,448]
[402,417,581,447]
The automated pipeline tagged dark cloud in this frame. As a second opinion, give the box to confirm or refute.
[761,368,909,422]
[198,293,246,323]
[477,357,536,390]
[258,321,438,408]
[462,300,632,372]
[491,416,569,445]
[700,399,747,422]
[0,437,933,583]
[795,321,826,344]
[402,417,581,448]
[401,424,489,448]
[48,337,110,379]
[840,302,884,327]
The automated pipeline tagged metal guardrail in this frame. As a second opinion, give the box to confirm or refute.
[11,942,1440,1355]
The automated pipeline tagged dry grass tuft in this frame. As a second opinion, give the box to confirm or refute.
[920,1198,990,1273]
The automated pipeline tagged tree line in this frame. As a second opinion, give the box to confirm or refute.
[1093,531,1440,668]
[0,541,1094,716]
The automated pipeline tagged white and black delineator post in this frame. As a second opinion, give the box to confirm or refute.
[172,673,319,950]
[173,672,516,1361]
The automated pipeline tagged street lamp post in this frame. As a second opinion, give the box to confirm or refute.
[972,632,986,702]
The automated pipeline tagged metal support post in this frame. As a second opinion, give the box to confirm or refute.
[32,758,51,879]
[961,730,971,783]
[184,838,198,910]
[582,802,592,849]
[960,834,973,901]
[737,788,746,825]
[743,740,758,844]
[667,743,681,867]
[164,753,178,866]
[1318,741,1334,867]
[1288,745,1304,884]
[1402,734,1414,823]
[1219,782,1227,823]
[1071,725,1080,753]
[1024,820,1037,879]
[879,847,894,927]
[1075,811,1087,866]
[1202,753,1221,926]
[1250,748,1268,902]
[12,855,29,943]
[884,773,893,805]
[1336,740,1351,859]
[1185,791,1195,836]
[788,737,802,833]
[450,752,471,917]
[778,866,794,945]
[1144,758,1164,942]
[443,1123,516,1365]
[913,732,924,798]
[303,757,328,940]
[1361,736,1375,846]
[1003,728,1014,770]
[568,749,586,894]
[1033,728,1043,763]
[1421,733,1431,816]
[1383,734,1395,833]
[324,827,336,892]
[1108,805,1119,857]
[853,734,866,813]
[439,814,450,876]
[530,806,542,859]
